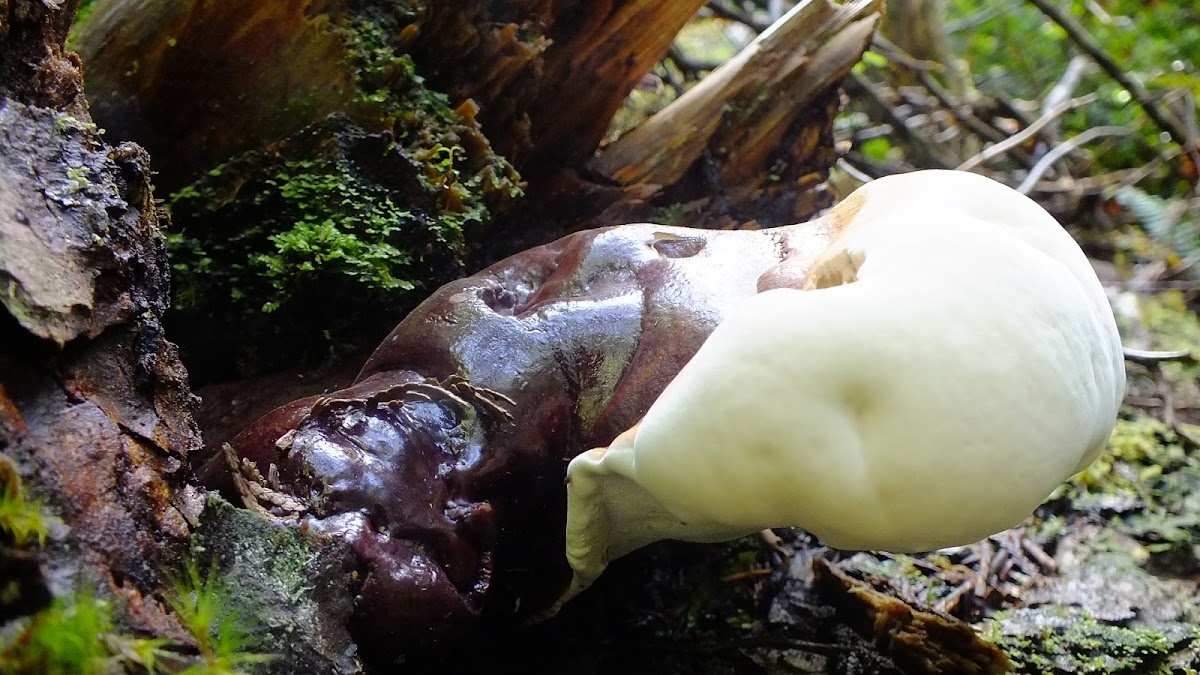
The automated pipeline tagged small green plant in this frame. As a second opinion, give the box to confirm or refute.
[1069,415,1184,493]
[0,589,172,675]
[162,16,522,379]
[0,590,114,674]
[66,167,91,193]
[0,558,269,675]
[169,156,438,306]
[0,470,49,549]
[1050,412,1200,559]
[52,114,100,136]
[165,560,273,675]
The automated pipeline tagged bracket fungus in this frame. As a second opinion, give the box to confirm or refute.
[561,170,1126,605]
[211,211,837,649]
[215,169,1123,649]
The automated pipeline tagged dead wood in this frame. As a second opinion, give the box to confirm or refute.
[72,0,709,187]
[586,0,882,227]
[0,0,202,640]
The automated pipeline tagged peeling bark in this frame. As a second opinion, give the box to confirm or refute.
[0,70,200,637]
[0,3,363,670]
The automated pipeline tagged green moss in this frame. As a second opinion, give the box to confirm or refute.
[176,157,424,310]
[1070,415,1184,494]
[665,539,771,637]
[1141,292,1200,361]
[652,203,687,226]
[0,588,176,675]
[168,147,472,374]
[0,590,118,674]
[184,497,358,673]
[339,18,523,213]
[981,609,1187,674]
[0,473,49,549]
[165,18,523,379]
[52,114,96,136]
[1054,413,1200,560]
[165,560,273,674]
[67,1,98,48]
[0,559,271,675]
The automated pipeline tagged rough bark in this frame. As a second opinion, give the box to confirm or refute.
[0,0,87,115]
[0,3,363,671]
[0,0,200,639]
[72,0,708,187]
[412,0,712,170]
[73,0,725,381]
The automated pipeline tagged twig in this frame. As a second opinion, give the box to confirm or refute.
[659,56,688,96]
[667,45,724,74]
[1042,56,1092,121]
[1029,154,1169,194]
[845,72,956,169]
[974,539,991,597]
[1017,125,1132,194]
[958,94,1097,171]
[1155,361,1177,427]
[993,532,1039,577]
[615,635,847,655]
[1024,0,1200,179]
[1123,395,1200,411]
[873,33,1012,150]
[917,69,1006,144]
[1020,537,1057,573]
[835,157,874,185]
[870,33,942,73]
[705,0,769,32]
[946,7,998,33]
[933,581,973,615]
[722,568,774,583]
[1122,346,1194,365]
[992,95,1038,130]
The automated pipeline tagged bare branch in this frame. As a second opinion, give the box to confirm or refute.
[1017,125,1132,194]
[1123,347,1195,365]
[1025,0,1200,178]
[1042,55,1092,119]
[958,94,1097,172]
[844,72,957,169]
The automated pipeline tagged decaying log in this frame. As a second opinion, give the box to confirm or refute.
[814,560,1012,675]
[71,0,725,380]
[1,3,363,672]
[72,0,708,187]
[73,0,880,238]
[72,0,356,188]
[588,0,882,224]
[480,0,883,252]
[414,0,711,169]
[0,0,200,640]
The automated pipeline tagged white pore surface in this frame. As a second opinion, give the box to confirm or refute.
[562,170,1126,601]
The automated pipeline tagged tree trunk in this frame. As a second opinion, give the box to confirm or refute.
[1,3,362,672]
[0,0,200,646]
[72,0,710,188]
